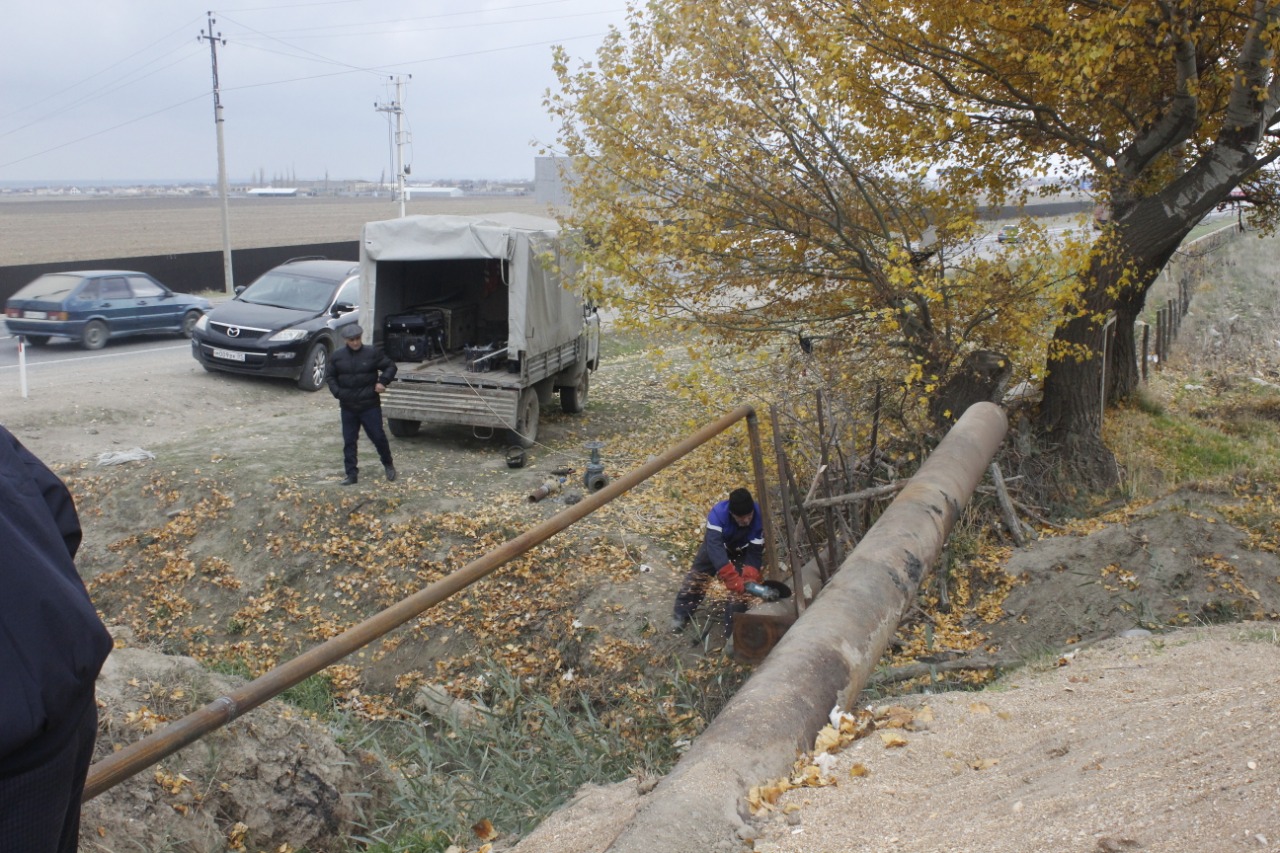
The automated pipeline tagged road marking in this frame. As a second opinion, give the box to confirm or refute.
[0,341,190,371]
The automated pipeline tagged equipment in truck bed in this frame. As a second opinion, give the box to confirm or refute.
[383,311,445,362]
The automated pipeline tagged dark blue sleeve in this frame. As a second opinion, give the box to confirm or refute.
[702,501,732,570]
[376,347,397,384]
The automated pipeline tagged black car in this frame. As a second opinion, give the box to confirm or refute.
[5,270,212,350]
[191,258,360,390]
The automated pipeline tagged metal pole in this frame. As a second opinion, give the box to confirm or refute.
[200,14,234,294]
[768,404,803,617]
[394,76,406,218]
[85,405,759,800]
[17,335,28,398]
[744,409,777,576]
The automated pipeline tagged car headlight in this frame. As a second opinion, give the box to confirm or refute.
[194,314,209,332]
[268,328,308,342]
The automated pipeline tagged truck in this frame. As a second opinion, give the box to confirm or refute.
[357,212,599,447]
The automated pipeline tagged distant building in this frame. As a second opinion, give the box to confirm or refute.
[535,156,576,208]
[247,187,300,197]
[405,186,464,199]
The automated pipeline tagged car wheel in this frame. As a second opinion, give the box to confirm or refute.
[297,341,329,391]
[180,310,202,338]
[23,335,50,346]
[80,320,108,350]
[560,369,589,414]
[510,387,540,448]
[388,418,420,437]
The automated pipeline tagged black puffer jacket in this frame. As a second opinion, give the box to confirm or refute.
[325,343,397,411]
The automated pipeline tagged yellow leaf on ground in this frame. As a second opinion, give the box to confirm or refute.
[880,731,908,748]
[472,819,497,841]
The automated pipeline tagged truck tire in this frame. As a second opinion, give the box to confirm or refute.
[388,418,420,437]
[511,388,539,448]
[560,369,589,414]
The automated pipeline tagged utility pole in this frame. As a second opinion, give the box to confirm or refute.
[199,12,234,294]
[374,75,411,218]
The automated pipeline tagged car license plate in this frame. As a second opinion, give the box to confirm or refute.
[24,310,47,319]
[213,348,246,362]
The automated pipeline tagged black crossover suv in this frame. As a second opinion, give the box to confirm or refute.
[190,258,360,390]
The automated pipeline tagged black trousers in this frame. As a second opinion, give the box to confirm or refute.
[0,699,97,853]
[341,405,393,478]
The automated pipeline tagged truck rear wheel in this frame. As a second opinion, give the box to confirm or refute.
[388,418,421,437]
[560,369,589,414]
[511,388,539,448]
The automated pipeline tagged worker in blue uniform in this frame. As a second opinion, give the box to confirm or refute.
[670,487,765,638]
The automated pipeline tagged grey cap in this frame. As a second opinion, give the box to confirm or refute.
[340,324,363,339]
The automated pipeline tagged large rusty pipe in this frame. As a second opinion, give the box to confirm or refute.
[85,404,761,801]
[604,402,1008,853]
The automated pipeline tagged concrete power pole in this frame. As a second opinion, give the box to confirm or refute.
[374,75,411,218]
[199,13,234,294]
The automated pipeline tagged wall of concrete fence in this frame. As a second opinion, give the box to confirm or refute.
[0,241,360,304]
[1139,220,1244,373]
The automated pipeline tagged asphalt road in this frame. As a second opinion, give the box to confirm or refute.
[0,320,199,406]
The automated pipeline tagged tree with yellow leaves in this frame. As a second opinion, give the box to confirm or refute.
[548,0,1280,488]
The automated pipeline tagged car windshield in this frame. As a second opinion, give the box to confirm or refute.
[11,273,83,302]
[238,272,338,312]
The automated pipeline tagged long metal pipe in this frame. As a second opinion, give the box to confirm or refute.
[85,404,762,800]
[604,402,1008,853]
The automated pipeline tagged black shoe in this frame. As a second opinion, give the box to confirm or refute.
[340,474,358,486]
[669,614,690,634]
[384,464,397,482]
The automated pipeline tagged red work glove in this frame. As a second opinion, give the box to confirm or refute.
[717,563,745,594]
[741,565,761,585]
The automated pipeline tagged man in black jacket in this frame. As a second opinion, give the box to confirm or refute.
[0,424,112,853]
[324,324,398,485]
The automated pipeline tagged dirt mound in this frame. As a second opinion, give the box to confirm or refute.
[83,638,371,853]
[508,623,1280,853]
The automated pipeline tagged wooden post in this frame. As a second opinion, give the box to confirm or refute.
[1141,323,1149,382]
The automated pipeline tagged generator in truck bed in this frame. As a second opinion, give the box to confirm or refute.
[358,213,600,447]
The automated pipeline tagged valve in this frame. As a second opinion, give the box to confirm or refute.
[583,440,609,492]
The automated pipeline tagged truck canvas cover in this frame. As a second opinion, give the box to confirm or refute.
[358,212,582,355]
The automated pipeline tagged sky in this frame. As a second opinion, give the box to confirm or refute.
[0,0,630,184]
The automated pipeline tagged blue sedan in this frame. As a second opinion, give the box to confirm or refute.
[4,270,213,350]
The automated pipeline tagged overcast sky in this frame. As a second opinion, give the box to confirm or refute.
[0,0,629,185]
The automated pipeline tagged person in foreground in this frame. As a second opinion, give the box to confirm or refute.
[325,323,398,485]
[0,424,113,853]
[670,487,765,639]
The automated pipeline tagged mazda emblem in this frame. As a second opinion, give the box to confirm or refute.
[227,326,241,338]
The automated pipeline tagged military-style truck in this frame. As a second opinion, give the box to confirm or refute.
[357,212,599,447]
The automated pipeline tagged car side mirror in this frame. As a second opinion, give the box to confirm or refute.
[331,301,355,316]
[234,286,247,296]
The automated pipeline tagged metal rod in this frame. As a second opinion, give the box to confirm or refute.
[745,409,778,577]
[769,403,804,619]
[85,404,759,801]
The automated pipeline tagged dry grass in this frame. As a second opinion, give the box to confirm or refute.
[0,195,554,264]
